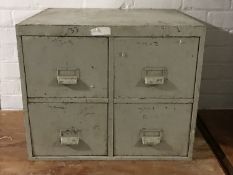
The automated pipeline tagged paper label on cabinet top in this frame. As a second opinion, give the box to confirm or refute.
[90,27,111,36]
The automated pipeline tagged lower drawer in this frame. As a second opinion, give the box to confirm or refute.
[114,103,192,156]
[28,103,107,156]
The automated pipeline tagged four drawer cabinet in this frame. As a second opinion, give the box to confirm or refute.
[16,9,206,160]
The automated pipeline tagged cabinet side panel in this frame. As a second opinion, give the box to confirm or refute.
[188,29,206,159]
[16,36,33,158]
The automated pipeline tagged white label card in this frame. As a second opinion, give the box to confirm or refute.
[90,27,111,36]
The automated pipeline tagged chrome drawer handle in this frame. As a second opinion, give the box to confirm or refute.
[57,68,79,85]
[140,129,162,146]
[145,76,165,85]
[60,128,80,145]
[143,67,167,85]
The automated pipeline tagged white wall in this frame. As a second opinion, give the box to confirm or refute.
[0,0,233,110]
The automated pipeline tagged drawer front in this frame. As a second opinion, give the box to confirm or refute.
[22,36,108,98]
[114,104,192,156]
[29,103,107,156]
[114,37,199,98]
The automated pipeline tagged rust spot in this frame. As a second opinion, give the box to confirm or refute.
[49,105,65,109]
[177,26,181,32]
[93,125,100,130]
[84,112,95,117]
[67,26,79,34]
[136,41,159,46]
[142,114,148,119]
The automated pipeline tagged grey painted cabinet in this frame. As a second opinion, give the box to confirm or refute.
[16,9,206,160]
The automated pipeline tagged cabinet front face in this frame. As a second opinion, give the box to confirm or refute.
[22,36,108,98]
[19,35,202,160]
[29,103,108,156]
[114,37,199,99]
[114,104,192,156]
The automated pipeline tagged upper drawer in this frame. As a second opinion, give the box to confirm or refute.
[22,36,108,98]
[114,37,199,99]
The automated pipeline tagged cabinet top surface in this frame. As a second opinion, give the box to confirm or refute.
[18,8,204,27]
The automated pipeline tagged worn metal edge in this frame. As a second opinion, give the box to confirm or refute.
[187,27,206,159]
[28,97,109,103]
[114,98,194,104]
[29,155,190,160]
[108,37,114,157]
[16,25,205,37]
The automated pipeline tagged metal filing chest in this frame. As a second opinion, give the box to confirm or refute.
[16,8,206,160]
